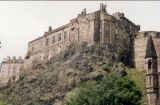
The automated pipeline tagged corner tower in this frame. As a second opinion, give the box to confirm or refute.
[145,35,158,105]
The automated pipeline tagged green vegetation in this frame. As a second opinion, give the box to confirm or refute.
[126,68,147,103]
[65,73,142,105]
[0,94,11,105]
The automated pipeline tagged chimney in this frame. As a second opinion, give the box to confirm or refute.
[81,8,86,16]
[48,26,52,32]
[83,8,86,15]
[100,3,106,13]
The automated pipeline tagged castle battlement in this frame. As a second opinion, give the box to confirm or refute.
[2,56,23,63]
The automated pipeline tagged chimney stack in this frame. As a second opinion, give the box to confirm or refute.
[100,3,107,13]
[48,26,52,32]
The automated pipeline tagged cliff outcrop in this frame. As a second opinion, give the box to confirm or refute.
[0,42,128,105]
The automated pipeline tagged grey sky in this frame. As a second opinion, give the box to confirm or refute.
[0,1,160,62]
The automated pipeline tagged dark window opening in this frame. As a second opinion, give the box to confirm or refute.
[148,60,152,70]
[58,34,61,42]
[32,47,34,51]
[115,34,118,39]
[46,38,49,46]
[64,31,67,40]
[52,36,55,43]
[149,76,152,86]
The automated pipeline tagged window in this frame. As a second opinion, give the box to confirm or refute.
[115,30,118,39]
[46,38,49,46]
[58,34,61,42]
[52,36,55,43]
[149,77,152,86]
[148,60,152,70]
[64,31,67,40]
[32,47,34,51]
[13,66,16,75]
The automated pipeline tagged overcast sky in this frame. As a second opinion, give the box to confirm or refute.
[0,1,160,62]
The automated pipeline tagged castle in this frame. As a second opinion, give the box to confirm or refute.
[23,3,140,69]
[0,3,160,105]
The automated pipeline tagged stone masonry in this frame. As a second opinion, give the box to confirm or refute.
[23,3,140,69]
[133,32,160,105]
[133,31,160,71]
[0,56,23,87]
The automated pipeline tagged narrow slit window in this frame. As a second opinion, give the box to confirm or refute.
[58,34,61,42]
[148,60,152,70]
[46,38,49,46]
[64,31,67,40]
[149,76,152,86]
[52,36,55,43]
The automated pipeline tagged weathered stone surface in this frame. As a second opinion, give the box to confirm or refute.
[0,42,127,105]
[23,3,139,70]
[133,31,160,71]
[0,56,23,87]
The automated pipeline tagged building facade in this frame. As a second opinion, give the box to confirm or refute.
[24,3,140,69]
[0,56,23,87]
[133,32,160,105]
[134,31,160,71]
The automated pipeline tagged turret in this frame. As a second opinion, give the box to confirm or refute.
[145,34,158,105]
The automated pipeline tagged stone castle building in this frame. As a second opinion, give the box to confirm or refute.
[0,56,23,87]
[0,3,160,105]
[23,3,140,69]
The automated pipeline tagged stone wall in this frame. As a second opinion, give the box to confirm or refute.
[0,56,23,87]
[133,31,160,71]
[24,3,140,69]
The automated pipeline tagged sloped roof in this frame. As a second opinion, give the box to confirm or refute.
[145,35,157,59]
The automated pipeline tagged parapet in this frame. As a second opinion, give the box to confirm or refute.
[2,56,23,62]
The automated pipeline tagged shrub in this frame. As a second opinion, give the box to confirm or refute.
[65,73,142,105]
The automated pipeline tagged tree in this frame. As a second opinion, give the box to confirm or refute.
[65,73,142,105]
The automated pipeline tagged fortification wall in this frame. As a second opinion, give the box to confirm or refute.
[24,8,98,69]
[134,31,160,71]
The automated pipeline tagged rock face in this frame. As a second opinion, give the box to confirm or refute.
[0,43,127,105]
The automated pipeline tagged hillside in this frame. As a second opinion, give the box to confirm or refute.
[0,42,143,105]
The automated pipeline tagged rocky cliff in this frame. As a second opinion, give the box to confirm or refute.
[0,42,129,105]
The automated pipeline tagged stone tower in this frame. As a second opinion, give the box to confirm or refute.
[145,35,158,105]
